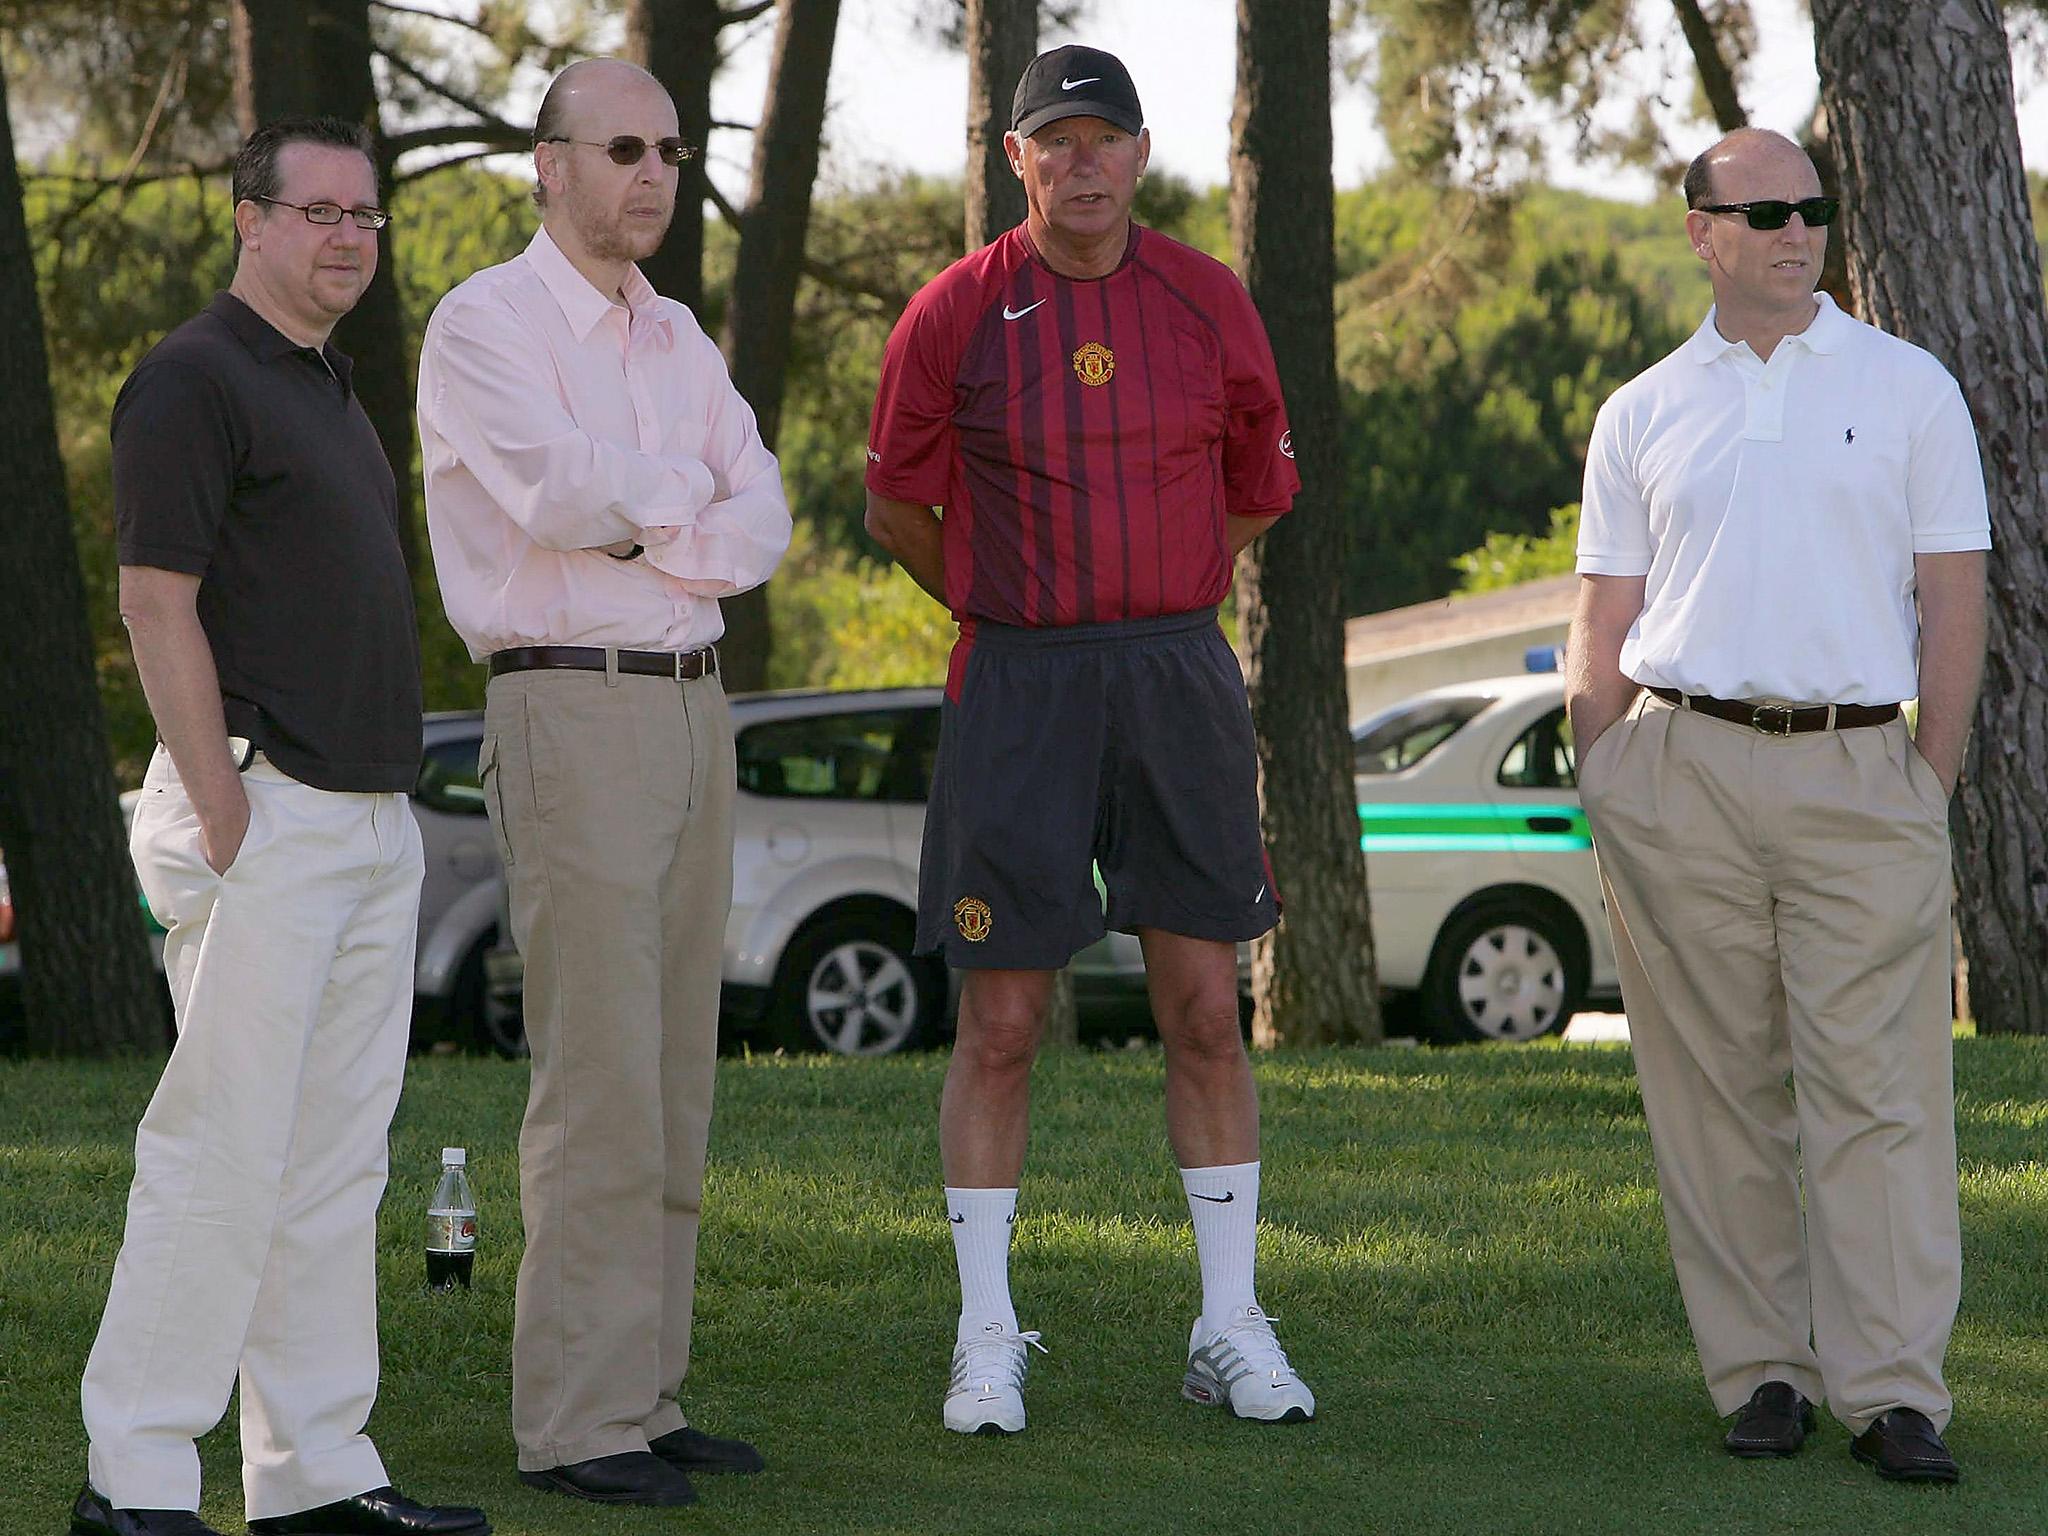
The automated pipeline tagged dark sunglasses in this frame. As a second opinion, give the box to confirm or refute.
[539,134,697,167]
[1697,196,1839,230]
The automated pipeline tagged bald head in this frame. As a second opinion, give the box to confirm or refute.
[1683,128,1815,210]
[532,58,675,210]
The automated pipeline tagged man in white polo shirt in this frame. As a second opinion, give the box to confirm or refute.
[1565,128,1988,1485]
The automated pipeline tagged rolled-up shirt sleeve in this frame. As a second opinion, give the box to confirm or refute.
[422,297,717,551]
[641,330,793,596]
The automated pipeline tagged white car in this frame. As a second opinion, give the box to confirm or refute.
[1353,671,1620,1042]
[485,687,1169,1058]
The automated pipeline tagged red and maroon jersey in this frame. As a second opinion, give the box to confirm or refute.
[866,224,1299,638]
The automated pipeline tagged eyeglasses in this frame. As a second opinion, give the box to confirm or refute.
[1697,197,1839,230]
[539,135,697,167]
[256,196,391,231]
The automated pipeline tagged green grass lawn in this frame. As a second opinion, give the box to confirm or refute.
[4,1038,2046,1535]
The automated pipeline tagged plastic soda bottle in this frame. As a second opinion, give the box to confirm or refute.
[426,1147,477,1290]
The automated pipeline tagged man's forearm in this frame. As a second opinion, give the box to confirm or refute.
[121,585,248,856]
[1564,574,1646,751]
[1913,552,1988,793]
[865,494,948,606]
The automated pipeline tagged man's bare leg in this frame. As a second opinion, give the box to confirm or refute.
[1141,928,1313,1420]
[938,968,1057,1434]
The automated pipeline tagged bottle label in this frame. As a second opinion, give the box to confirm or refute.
[427,1210,478,1253]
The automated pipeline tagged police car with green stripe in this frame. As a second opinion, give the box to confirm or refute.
[1354,668,1619,1042]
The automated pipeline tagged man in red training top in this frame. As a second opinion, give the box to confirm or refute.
[865,44,1313,1437]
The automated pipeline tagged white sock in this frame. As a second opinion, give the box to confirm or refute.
[1182,1161,1261,1332]
[946,1186,1020,1340]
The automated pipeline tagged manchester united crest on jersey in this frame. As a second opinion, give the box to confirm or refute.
[953,897,994,942]
[1071,341,1115,387]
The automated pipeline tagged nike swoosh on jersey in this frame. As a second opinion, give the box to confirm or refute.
[1061,76,1102,89]
[1002,300,1047,321]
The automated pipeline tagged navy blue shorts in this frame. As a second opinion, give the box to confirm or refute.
[915,607,1279,970]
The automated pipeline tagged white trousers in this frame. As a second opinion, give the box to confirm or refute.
[82,748,423,1518]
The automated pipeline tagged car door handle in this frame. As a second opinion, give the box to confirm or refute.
[1525,815,1573,833]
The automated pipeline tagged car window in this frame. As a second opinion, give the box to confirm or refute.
[416,734,487,816]
[1497,706,1577,790]
[1352,696,1489,776]
[737,708,934,802]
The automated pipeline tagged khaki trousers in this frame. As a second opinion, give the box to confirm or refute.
[482,666,735,1471]
[1579,693,1959,1434]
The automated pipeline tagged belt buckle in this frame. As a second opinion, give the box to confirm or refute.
[1749,703,1797,736]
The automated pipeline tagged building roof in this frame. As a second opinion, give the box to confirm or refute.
[1344,574,1576,667]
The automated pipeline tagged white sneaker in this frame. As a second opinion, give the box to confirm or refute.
[944,1322,1047,1435]
[1182,1305,1315,1422]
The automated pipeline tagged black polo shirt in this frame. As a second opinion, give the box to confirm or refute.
[113,292,422,792]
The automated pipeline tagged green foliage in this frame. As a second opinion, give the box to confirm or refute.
[1453,502,1580,591]
[766,522,953,692]
[1334,186,1700,613]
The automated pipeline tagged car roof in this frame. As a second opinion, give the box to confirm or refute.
[1354,672,1563,730]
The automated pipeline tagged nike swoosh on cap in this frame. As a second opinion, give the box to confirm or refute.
[1062,76,1102,89]
[1003,300,1046,320]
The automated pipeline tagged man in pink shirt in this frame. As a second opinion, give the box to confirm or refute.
[417,58,790,1509]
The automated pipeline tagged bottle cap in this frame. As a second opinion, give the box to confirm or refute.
[441,1147,466,1166]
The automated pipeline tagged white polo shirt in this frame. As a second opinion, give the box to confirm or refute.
[1577,292,1990,704]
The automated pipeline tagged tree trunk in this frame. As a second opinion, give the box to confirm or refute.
[231,0,418,574]
[626,0,726,315]
[1229,0,1379,1046]
[0,54,166,1054]
[963,0,1033,250]
[1813,0,2048,1035]
[1669,0,1748,132]
[720,0,843,692]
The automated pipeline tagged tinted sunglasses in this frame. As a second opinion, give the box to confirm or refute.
[1697,196,1839,230]
[540,134,697,167]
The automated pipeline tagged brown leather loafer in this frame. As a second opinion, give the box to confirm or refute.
[1850,1408,1960,1483]
[649,1425,765,1476]
[1723,1381,1816,1457]
[516,1452,696,1506]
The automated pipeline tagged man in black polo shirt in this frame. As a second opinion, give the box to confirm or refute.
[71,118,485,1536]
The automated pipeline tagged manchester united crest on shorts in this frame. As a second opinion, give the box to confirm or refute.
[1071,341,1115,387]
[953,897,994,942]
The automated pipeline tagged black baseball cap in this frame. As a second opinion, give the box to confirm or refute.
[1011,45,1144,140]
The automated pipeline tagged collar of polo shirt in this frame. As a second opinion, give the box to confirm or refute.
[1686,290,1853,366]
[525,225,672,345]
[207,291,355,389]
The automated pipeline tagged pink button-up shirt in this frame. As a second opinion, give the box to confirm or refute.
[418,227,791,659]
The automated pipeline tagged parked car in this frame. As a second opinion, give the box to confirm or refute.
[483,687,1212,1058]
[1353,671,1621,1042]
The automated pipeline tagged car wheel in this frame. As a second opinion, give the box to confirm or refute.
[772,911,942,1056]
[455,929,527,1058]
[1420,899,1583,1044]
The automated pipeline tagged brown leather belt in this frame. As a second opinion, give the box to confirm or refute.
[489,645,717,681]
[1648,686,1898,736]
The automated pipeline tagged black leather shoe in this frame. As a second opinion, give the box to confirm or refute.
[1850,1408,1960,1483]
[71,1484,226,1536]
[517,1452,696,1506]
[649,1425,765,1476]
[1723,1381,1816,1457]
[246,1485,489,1534]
